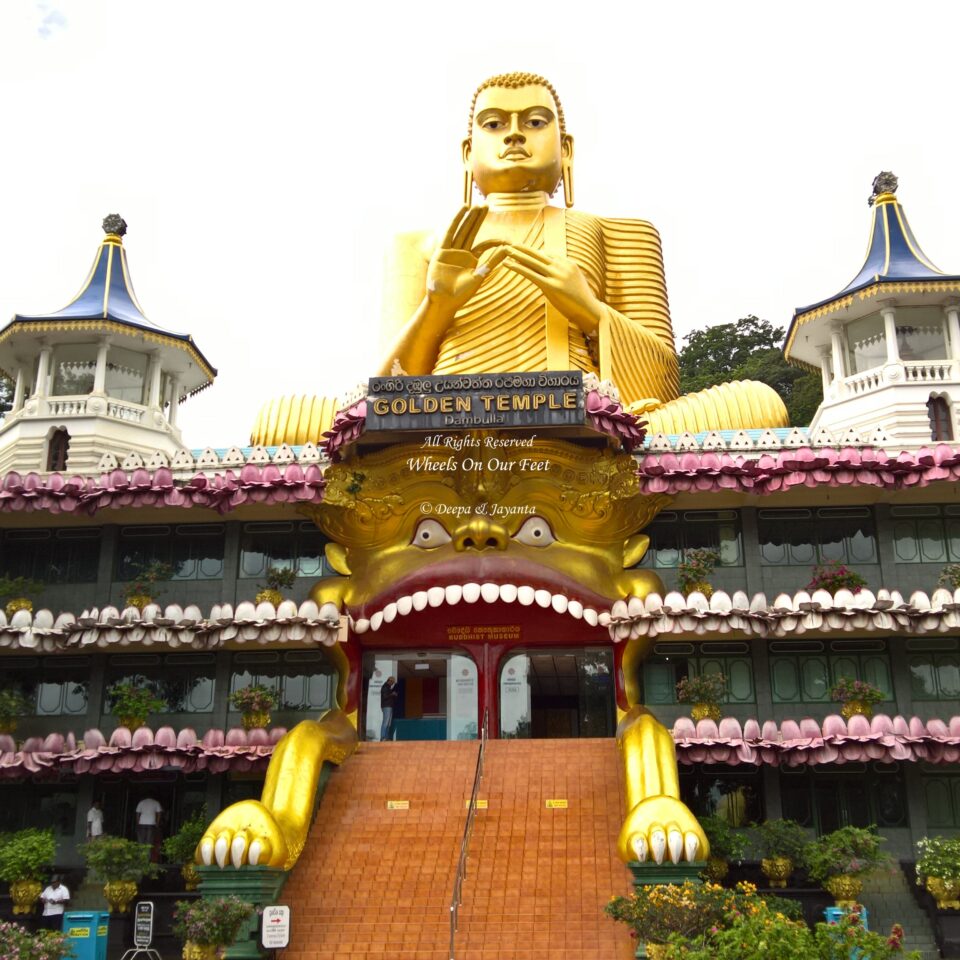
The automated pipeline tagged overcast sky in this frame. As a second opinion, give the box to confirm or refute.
[1,0,957,449]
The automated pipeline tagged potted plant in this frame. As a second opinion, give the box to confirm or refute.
[754,818,807,888]
[173,895,255,959]
[677,548,720,598]
[699,814,747,882]
[255,565,296,606]
[938,564,960,591]
[80,835,158,913]
[122,560,174,611]
[676,672,727,723]
[0,828,56,914]
[0,575,44,619]
[804,824,890,906]
[916,836,960,909]
[229,683,279,731]
[807,560,867,594]
[0,920,71,960]
[829,675,885,720]
[106,679,166,730]
[161,808,208,891]
[0,687,29,735]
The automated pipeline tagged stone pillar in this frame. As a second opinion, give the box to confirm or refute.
[830,323,846,391]
[93,338,110,394]
[147,352,162,408]
[12,365,24,411]
[35,341,52,398]
[880,300,900,364]
[169,377,182,427]
[944,302,960,363]
[818,345,832,396]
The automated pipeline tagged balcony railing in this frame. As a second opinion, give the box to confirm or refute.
[42,395,148,424]
[841,359,958,396]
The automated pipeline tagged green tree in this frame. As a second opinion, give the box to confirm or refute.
[0,376,12,419]
[678,315,822,427]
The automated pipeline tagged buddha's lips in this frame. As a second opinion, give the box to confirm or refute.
[347,559,615,634]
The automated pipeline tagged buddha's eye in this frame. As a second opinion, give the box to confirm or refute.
[526,118,547,129]
[513,516,556,547]
[411,518,452,548]
[482,119,505,131]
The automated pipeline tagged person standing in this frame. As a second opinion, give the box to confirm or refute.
[39,875,70,930]
[380,677,398,741]
[86,798,104,840]
[135,796,163,845]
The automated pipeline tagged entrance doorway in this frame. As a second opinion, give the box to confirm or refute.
[499,647,615,739]
[362,651,478,741]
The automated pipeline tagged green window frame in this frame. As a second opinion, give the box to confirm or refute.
[230,650,337,713]
[907,638,960,700]
[238,521,336,580]
[115,524,225,582]
[922,765,960,828]
[104,653,217,715]
[642,641,755,706]
[758,507,877,566]
[892,505,960,564]
[1,656,90,716]
[2,527,101,583]
[769,639,893,704]
[638,510,743,569]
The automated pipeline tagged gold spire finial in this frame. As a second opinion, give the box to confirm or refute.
[101,213,127,238]
[868,171,898,207]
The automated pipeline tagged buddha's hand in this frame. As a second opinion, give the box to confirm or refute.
[196,799,289,869]
[425,206,509,318]
[503,244,604,338]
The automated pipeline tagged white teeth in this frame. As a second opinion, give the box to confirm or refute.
[627,595,644,617]
[597,611,611,626]
[319,602,340,623]
[568,599,583,619]
[583,608,598,626]
[481,582,500,603]
[214,837,228,868]
[667,829,683,864]
[632,835,648,862]
[231,836,247,868]
[684,832,700,861]
[200,839,214,865]
[611,599,628,619]
[551,594,568,614]
[517,586,535,606]
[651,829,666,865]
[534,589,552,608]
[382,602,397,623]
[445,585,463,605]
[370,611,383,631]
[248,841,262,866]
[427,586,445,607]
[462,583,481,603]
[412,591,429,611]
[397,596,413,616]
[354,619,370,634]
[499,583,518,603]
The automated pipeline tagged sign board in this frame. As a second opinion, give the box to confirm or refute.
[466,799,488,809]
[134,901,154,948]
[261,904,291,949]
[366,371,584,432]
[545,799,569,809]
[386,799,410,810]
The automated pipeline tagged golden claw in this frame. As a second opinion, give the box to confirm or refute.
[617,796,709,864]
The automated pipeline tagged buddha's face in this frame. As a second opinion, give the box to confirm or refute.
[465,84,572,196]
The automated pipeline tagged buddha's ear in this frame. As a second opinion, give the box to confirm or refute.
[461,137,474,205]
[561,134,575,208]
[622,534,649,569]
[324,543,352,576]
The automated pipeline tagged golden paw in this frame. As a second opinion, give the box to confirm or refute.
[197,799,289,869]
[617,795,709,864]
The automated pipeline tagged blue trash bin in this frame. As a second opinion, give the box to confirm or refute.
[61,912,98,960]
[93,911,110,960]
[824,904,870,929]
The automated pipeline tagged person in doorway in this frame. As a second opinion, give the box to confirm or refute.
[380,676,398,741]
[86,798,104,840]
[39,875,70,930]
[135,795,163,845]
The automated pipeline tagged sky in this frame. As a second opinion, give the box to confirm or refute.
[0,0,958,449]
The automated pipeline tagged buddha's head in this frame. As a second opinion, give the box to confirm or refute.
[464,72,574,205]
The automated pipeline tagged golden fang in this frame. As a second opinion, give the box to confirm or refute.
[371,392,578,416]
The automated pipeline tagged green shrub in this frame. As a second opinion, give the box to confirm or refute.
[0,829,55,882]
[161,808,208,866]
[172,896,254,947]
[80,836,159,883]
[804,825,890,884]
[753,819,808,861]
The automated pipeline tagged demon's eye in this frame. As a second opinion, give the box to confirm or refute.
[411,518,452,548]
[513,516,556,547]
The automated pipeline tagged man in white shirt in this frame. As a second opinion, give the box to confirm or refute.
[135,796,163,845]
[40,875,70,930]
[86,799,104,839]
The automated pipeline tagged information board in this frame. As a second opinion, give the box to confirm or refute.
[261,905,291,949]
[134,901,153,948]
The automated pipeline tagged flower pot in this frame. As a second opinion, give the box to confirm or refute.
[0,716,18,735]
[840,700,873,720]
[117,715,147,730]
[5,597,32,618]
[103,879,139,913]
[10,878,41,914]
[824,874,862,907]
[702,856,729,882]
[645,945,668,960]
[125,594,153,611]
[686,581,713,599]
[241,710,271,731]
[690,702,722,723]
[181,862,200,891]
[255,589,283,606]
[761,856,794,888]
[183,943,220,960]
[927,876,960,910]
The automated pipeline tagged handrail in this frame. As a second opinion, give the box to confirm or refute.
[449,707,488,960]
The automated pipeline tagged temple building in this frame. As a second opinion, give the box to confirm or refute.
[3,162,960,957]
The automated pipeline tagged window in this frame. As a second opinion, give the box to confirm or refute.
[844,312,885,374]
[104,346,148,404]
[678,764,763,827]
[641,642,755,705]
[47,429,70,472]
[230,651,336,713]
[104,654,217,714]
[2,656,90,716]
[768,639,893,704]
[781,764,907,833]
[907,639,960,700]
[639,510,742,569]
[238,521,335,579]
[0,783,78,835]
[928,396,954,442]
[51,343,97,395]
[897,306,949,362]
[116,524,225,581]
[923,766,960,827]
[758,507,876,566]
[892,505,960,564]
[1,528,101,583]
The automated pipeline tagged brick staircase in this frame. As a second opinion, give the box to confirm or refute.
[859,868,940,960]
[280,738,635,960]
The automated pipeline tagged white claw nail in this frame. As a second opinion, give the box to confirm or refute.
[200,840,214,866]
[632,835,648,862]
[684,833,700,862]
[667,829,683,864]
[231,836,246,868]
[214,837,228,868]
[651,829,666,865]
[248,841,262,866]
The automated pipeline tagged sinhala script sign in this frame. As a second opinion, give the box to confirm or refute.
[261,905,291,949]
